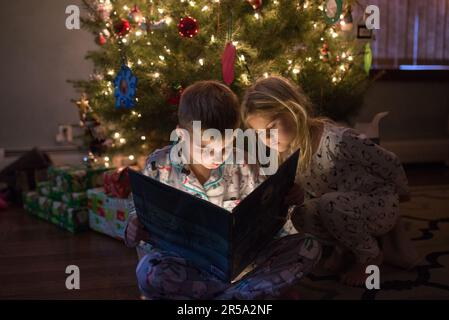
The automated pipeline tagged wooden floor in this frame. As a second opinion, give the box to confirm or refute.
[0,208,140,299]
[0,163,448,300]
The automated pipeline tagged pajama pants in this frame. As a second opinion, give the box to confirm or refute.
[136,234,321,300]
[291,187,400,263]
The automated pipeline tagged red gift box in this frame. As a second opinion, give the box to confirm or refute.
[103,167,131,199]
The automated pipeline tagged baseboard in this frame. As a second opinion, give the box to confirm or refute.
[381,139,449,164]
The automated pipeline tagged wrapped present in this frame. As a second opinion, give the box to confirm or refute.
[61,192,87,208]
[48,166,69,186]
[50,201,66,225]
[87,188,107,212]
[48,200,88,233]
[22,190,88,233]
[48,165,110,193]
[103,167,131,199]
[23,191,39,212]
[87,187,132,240]
[23,194,51,220]
[36,181,51,197]
[62,207,89,233]
[37,196,53,220]
[89,212,116,238]
[106,197,130,239]
[49,186,64,201]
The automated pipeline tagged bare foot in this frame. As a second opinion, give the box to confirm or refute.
[323,247,346,273]
[340,252,383,287]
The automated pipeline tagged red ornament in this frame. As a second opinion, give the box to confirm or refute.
[178,16,199,38]
[167,88,183,106]
[247,0,263,10]
[114,19,131,37]
[320,43,330,62]
[222,42,237,85]
[96,32,107,46]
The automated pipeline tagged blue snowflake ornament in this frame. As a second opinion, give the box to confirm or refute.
[113,65,138,108]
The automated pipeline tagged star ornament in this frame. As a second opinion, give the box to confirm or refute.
[76,94,90,114]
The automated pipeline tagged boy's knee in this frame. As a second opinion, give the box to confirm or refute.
[136,253,164,295]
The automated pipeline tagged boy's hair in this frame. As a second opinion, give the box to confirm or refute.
[178,81,241,132]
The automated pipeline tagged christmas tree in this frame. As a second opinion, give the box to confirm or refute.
[71,0,372,162]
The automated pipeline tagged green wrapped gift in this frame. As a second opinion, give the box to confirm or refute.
[48,186,64,201]
[50,201,66,225]
[61,192,87,208]
[49,165,110,193]
[46,202,89,233]
[61,208,89,233]
[23,191,39,212]
[36,181,51,197]
[37,196,53,220]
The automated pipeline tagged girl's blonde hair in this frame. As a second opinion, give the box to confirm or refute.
[242,75,325,172]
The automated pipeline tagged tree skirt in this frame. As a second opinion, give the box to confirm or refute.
[297,185,449,300]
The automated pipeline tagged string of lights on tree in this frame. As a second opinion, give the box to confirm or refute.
[71,0,373,168]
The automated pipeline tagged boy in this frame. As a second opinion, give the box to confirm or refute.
[125,81,321,299]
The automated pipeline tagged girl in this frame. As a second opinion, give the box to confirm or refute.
[242,75,416,286]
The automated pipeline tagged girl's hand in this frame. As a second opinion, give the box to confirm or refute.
[284,183,305,206]
[125,215,150,247]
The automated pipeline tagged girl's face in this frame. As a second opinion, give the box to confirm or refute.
[246,113,296,153]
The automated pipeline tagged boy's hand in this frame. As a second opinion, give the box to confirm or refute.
[125,215,150,247]
[284,183,305,206]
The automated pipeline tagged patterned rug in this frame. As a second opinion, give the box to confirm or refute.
[298,185,449,300]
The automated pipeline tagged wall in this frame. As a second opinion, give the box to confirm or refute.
[0,0,95,151]
[356,80,449,141]
[355,79,449,164]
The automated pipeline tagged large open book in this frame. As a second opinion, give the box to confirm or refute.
[129,149,299,282]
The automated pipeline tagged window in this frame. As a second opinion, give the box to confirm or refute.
[356,0,449,70]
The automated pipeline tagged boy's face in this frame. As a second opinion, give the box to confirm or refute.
[191,136,228,169]
[177,127,234,169]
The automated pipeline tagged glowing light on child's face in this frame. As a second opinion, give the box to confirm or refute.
[191,136,233,169]
[247,115,295,153]
[169,122,279,175]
